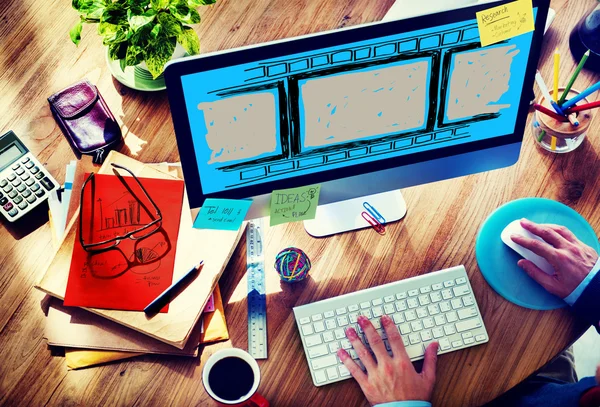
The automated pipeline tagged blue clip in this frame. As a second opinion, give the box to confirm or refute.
[363,202,386,224]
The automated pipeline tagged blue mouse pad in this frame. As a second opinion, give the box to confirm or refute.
[475,198,600,310]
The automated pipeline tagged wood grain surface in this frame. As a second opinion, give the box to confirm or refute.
[0,0,598,406]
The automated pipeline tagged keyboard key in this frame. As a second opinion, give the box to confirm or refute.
[441,289,453,300]
[314,369,327,384]
[409,333,421,344]
[305,334,323,347]
[456,277,467,284]
[399,323,411,335]
[404,310,417,321]
[475,334,487,342]
[462,332,473,339]
[337,316,349,327]
[427,304,440,315]
[401,335,409,346]
[383,303,395,315]
[443,280,455,288]
[329,342,340,352]
[334,329,345,339]
[299,317,311,324]
[336,307,347,315]
[432,283,443,290]
[408,289,419,297]
[444,324,456,335]
[348,312,358,323]
[464,337,475,345]
[393,313,405,324]
[405,344,424,359]
[308,345,329,358]
[434,315,446,326]
[360,309,372,319]
[446,311,458,323]
[411,321,423,332]
[326,367,339,380]
[325,319,336,330]
[463,295,475,306]
[440,301,451,312]
[418,295,430,306]
[372,298,383,306]
[384,295,395,303]
[455,318,482,332]
[453,285,470,296]
[360,301,370,309]
[451,299,463,309]
[420,330,433,342]
[452,340,463,348]
[429,292,442,302]
[339,365,351,377]
[432,327,444,338]
[395,300,407,312]
[370,319,381,329]
[312,314,323,322]
[323,332,335,342]
[416,308,427,318]
[302,325,314,336]
[457,307,478,320]
[423,317,435,329]
[340,339,352,350]
[324,311,335,318]
[396,292,407,300]
[314,321,325,333]
[372,306,383,318]
[420,286,431,294]
[439,338,451,351]
[407,298,419,309]
[348,304,359,312]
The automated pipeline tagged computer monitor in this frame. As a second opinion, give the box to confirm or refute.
[165,0,550,236]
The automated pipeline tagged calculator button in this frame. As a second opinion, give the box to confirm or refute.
[16,184,26,192]
[30,183,40,192]
[26,195,36,204]
[3,202,13,211]
[41,177,55,191]
[11,178,20,186]
[0,197,6,205]
[20,172,30,180]
[0,180,6,187]
[2,184,10,193]
[34,189,45,198]
[7,174,16,181]
[7,208,18,217]
[11,163,20,170]
[13,195,23,204]
[21,157,30,164]
[35,172,44,180]
[25,178,34,186]
[31,166,40,174]
[24,161,34,169]
[15,167,24,176]
[8,190,17,199]
[17,201,28,210]
[22,189,32,198]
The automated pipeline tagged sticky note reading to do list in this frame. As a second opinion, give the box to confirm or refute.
[270,184,321,226]
[194,198,252,230]
[476,0,534,47]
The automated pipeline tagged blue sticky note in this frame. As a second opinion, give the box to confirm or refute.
[193,198,252,231]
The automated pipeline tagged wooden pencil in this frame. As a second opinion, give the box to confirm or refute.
[533,103,568,122]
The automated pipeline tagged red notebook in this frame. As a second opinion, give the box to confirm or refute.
[64,173,185,312]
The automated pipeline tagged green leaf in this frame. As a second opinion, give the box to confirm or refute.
[70,21,83,45]
[120,57,127,72]
[145,36,176,78]
[127,8,157,31]
[169,1,200,24]
[187,0,216,6]
[125,44,145,66]
[151,0,170,9]
[157,12,182,37]
[108,42,128,60]
[128,0,150,8]
[177,26,199,55]
[101,2,127,25]
[73,0,106,19]
[150,23,161,39]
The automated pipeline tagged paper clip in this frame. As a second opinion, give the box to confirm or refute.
[362,211,386,235]
[363,202,386,224]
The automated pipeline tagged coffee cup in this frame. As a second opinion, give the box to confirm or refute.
[202,348,269,407]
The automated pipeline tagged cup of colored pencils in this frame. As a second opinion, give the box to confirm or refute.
[533,49,597,153]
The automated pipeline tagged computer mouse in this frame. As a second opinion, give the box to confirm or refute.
[500,220,556,275]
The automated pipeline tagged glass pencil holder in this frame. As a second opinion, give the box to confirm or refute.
[533,87,593,154]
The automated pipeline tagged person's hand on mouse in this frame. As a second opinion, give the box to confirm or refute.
[337,315,438,406]
[511,219,599,299]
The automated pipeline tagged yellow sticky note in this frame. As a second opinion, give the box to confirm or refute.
[476,0,534,47]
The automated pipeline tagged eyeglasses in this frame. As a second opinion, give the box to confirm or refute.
[79,163,163,252]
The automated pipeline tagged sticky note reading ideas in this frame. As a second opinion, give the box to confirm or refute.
[194,198,252,230]
[476,0,534,47]
[270,184,321,226]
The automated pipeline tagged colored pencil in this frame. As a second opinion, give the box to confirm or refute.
[535,70,565,115]
[553,48,560,103]
[533,103,568,122]
[561,79,600,110]
[550,136,557,151]
[565,100,600,114]
[144,261,204,315]
[537,129,546,143]
[567,113,579,127]
[559,50,590,104]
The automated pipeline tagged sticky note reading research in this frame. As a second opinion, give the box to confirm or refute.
[476,0,534,47]
[194,198,252,230]
[270,184,321,226]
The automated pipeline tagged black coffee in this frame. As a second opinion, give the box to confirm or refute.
[208,356,254,401]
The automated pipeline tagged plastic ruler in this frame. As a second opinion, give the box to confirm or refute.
[247,218,267,359]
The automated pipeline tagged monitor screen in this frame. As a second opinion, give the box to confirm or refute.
[171,1,544,204]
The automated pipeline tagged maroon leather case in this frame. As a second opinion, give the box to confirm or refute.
[48,80,122,164]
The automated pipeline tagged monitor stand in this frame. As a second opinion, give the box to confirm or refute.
[304,190,407,237]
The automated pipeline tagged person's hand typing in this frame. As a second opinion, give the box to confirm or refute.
[510,219,599,298]
[337,315,438,406]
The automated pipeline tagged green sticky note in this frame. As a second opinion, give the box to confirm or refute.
[270,184,321,226]
[194,198,252,230]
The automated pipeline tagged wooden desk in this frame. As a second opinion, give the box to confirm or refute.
[0,0,598,405]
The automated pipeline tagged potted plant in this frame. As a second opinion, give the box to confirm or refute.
[70,0,215,80]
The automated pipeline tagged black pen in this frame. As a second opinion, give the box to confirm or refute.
[144,261,204,315]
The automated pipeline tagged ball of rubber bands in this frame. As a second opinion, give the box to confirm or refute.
[274,247,311,283]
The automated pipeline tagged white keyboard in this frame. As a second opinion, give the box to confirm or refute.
[293,265,489,386]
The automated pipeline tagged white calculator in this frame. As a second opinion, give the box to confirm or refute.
[0,130,58,221]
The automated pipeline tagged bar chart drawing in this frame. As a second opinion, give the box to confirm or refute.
[97,195,144,231]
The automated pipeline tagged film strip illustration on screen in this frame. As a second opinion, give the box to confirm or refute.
[181,16,534,195]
